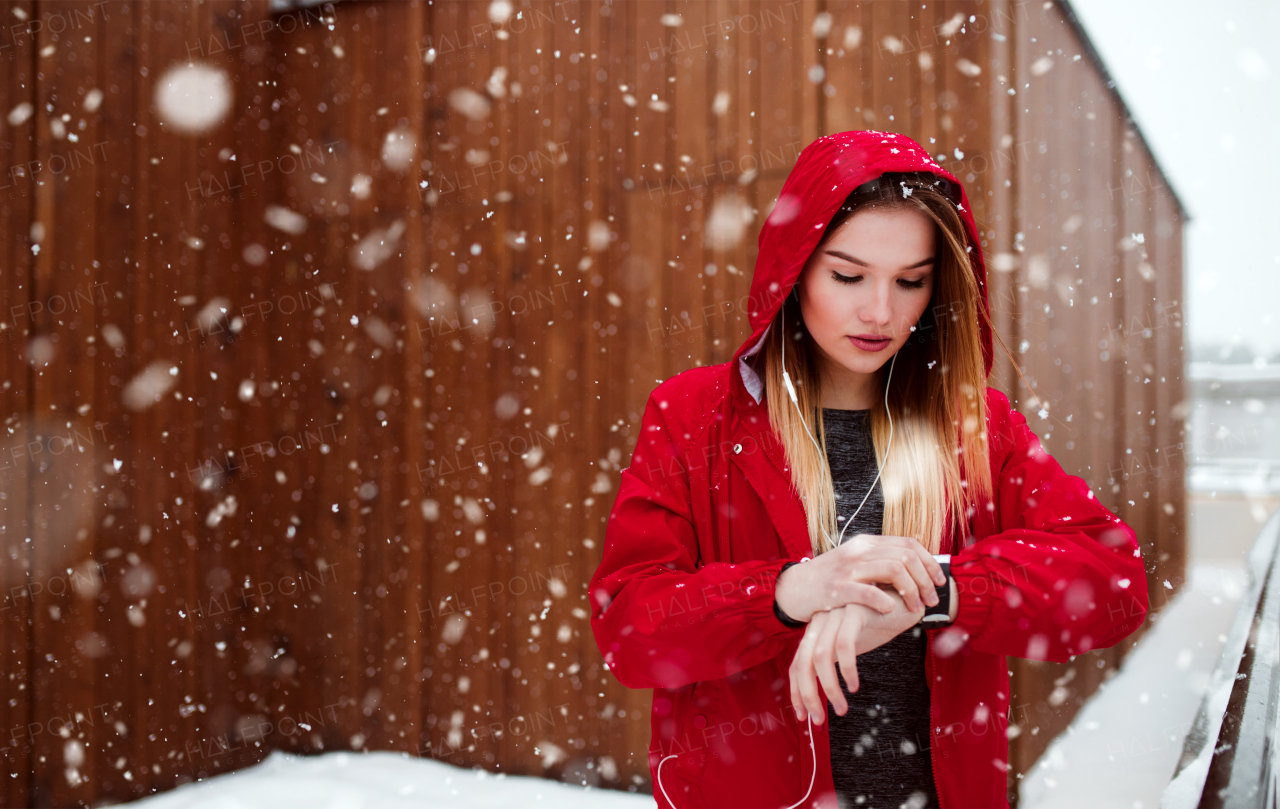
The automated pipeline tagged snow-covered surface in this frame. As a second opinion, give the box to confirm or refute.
[1019,563,1248,809]
[110,750,649,809]
[1160,510,1280,808]
[1188,362,1280,383]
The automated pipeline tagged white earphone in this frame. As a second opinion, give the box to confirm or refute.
[656,288,916,809]
[781,285,899,549]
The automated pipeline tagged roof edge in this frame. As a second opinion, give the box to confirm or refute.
[1055,0,1192,222]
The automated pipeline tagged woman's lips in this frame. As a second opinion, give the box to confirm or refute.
[848,335,891,351]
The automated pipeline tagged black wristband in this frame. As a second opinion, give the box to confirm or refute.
[921,555,953,627]
[773,561,806,628]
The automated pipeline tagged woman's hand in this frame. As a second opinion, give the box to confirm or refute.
[774,534,944,622]
[788,591,924,723]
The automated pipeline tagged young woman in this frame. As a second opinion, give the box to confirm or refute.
[589,130,1148,809]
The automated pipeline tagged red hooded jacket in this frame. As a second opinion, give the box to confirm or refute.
[589,130,1148,808]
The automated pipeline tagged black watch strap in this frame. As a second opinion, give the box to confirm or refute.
[773,561,806,628]
[921,555,953,627]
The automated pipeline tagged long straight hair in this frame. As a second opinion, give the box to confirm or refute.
[747,172,994,557]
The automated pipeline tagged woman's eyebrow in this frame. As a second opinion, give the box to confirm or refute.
[824,249,935,270]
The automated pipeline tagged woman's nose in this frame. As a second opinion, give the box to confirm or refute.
[860,286,893,325]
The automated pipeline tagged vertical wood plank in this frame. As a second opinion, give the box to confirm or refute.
[0,2,38,806]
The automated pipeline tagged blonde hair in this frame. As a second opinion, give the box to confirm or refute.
[748,173,994,556]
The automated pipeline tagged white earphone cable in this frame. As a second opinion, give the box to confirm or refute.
[657,714,817,809]
[781,290,902,548]
[654,293,914,809]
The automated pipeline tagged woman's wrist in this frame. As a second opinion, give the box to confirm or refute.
[859,588,921,627]
[773,561,808,625]
[773,596,807,628]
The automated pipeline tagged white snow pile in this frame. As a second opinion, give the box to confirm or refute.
[110,749,648,809]
[1019,562,1249,809]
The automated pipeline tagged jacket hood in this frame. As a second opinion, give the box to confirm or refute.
[734,130,993,405]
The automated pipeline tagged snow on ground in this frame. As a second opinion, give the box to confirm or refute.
[1019,563,1248,809]
[111,750,649,809]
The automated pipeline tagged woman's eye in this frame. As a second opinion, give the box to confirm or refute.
[830,270,927,288]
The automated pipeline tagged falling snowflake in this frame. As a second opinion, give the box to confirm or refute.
[154,63,232,133]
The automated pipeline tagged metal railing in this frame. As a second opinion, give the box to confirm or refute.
[1164,509,1280,809]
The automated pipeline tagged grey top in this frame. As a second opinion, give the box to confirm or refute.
[821,407,938,809]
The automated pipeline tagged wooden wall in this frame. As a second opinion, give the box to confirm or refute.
[0,0,1185,805]
[994,0,1189,783]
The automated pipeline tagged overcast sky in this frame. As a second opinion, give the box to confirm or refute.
[1068,0,1280,360]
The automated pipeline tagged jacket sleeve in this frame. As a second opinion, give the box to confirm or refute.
[589,388,803,690]
[943,389,1149,663]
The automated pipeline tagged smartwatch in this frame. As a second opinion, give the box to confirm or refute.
[920,554,954,627]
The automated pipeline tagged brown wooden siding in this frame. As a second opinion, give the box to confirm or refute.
[0,1,1185,805]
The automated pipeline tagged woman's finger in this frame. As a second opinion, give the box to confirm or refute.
[788,626,813,722]
[835,605,863,696]
[799,612,833,723]
[908,538,947,586]
[897,547,939,608]
[789,661,804,724]
[837,581,898,614]
[783,655,803,721]
[888,535,946,587]
[812,609,845,719]
[790,612,827,723]
[859,558,923,612]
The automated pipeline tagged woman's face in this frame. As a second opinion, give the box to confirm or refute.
[796,205,937,381]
